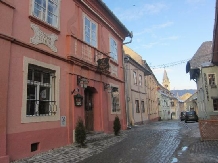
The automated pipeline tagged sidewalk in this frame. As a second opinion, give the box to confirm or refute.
[11,131,128,163]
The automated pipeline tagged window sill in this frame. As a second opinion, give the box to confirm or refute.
[111,112,121,115]
[29,16,60,34]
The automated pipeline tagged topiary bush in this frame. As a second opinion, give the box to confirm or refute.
[113,115,121,136]
[75,117,86,147]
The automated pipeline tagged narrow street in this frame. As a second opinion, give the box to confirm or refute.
[12,120,218,163]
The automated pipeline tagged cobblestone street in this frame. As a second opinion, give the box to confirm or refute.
[12,120,218,163]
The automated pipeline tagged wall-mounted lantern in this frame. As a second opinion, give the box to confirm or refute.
[104,83,110,90]
[77,76,89,88]
[103,83,112,93]
[74,94,83,106]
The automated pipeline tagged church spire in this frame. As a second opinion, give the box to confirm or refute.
[162,69,170,90]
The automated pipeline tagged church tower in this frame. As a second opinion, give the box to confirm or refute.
[162,69,170,90]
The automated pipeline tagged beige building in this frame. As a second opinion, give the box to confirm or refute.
[123,45,160,122]
[144,66,160,121]
[123,53,150,125]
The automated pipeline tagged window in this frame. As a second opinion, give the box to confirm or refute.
[139,75,142,86]
[133,71,137,84]
[27,64,57,116]
[32,0,60,28]
[135,100,140,113]
[171,101,174,107]
[111,87,120,112]
[208,74,216,86]
[141,101,145,113]
[213,99,218,111]
[110,37,118,61]
[84,15,97,47]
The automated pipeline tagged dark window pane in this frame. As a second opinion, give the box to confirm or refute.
[39,101,49,114]
[39,86,50,100]
[43,73,50,83]
[34,70,41,82]
[28,69,33,80]
[27,85,36,100]
[26,85,36,115]
[39,86,50,114]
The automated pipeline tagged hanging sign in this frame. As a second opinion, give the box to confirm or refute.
[97,58,109,72]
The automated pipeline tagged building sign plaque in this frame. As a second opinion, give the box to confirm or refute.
[97,58,109,72]
[61,116,66,127]
[30,24,58,52]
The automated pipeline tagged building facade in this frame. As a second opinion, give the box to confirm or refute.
[123,46,150,125]
[0,0,132,162]
[186,41,218,120]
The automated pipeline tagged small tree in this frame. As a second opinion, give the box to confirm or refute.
[113,115,121,136]
[75,117,86,147]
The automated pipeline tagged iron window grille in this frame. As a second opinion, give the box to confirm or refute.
[26,64,57,116]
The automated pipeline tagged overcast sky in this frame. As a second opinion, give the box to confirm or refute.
[102,0,215,90]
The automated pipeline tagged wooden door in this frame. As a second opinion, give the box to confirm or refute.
[85,88,94,131]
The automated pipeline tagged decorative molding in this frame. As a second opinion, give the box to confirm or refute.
[30,24,58,52]
[82,44,92,62]
[110,64,118,77]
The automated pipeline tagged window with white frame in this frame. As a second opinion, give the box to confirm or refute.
[133,71,137,84]
[110,37,118,61]
[84,15,97,47]
[111,87,120,112]
[141,101,145,113]
[32,0,60,28]
[27,64,57,116]
[139,75,142,86]
[208,74,216,86]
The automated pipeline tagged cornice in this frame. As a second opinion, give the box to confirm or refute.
[0,0,15,9]
[0,32,125,83]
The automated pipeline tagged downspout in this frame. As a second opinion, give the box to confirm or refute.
[123,32,133,128]
[123,31,133,45]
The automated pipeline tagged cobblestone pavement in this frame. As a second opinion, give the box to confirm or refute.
[12,120,218,163]
[173,121,218,163]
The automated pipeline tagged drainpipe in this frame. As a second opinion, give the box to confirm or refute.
[123,31,133,45]
[122,31,133,129]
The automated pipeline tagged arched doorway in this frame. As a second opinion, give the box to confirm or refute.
[84,86,96,131]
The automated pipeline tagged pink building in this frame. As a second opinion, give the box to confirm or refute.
[0,0,132,162]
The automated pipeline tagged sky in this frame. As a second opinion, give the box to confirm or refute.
[102,0,216,90]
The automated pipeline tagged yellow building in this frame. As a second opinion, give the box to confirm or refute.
[123,47,151,125]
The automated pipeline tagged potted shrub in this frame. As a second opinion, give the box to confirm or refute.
[75,117,86,147]
[113,115,121,136]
